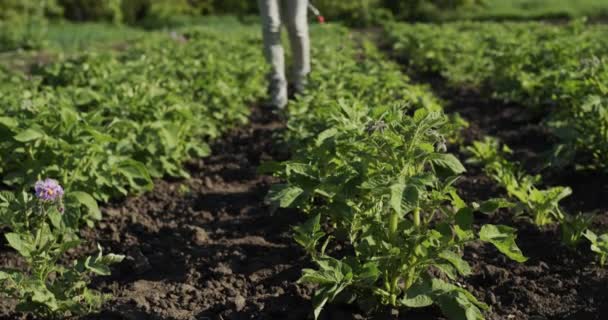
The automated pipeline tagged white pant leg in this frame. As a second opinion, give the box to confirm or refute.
[258,0,286,83]
[283,0,310,83]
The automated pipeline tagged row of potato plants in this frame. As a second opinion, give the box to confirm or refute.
[468,137,608,265]
[385,20,608,172]
[1,26,264,204]
[0,24,266,317]
[266,25,527,320]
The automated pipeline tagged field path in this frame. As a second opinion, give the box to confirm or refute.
[80,106,316,320]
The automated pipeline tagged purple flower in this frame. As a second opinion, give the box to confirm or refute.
[34,179,64,202]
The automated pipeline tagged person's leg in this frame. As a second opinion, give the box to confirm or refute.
[258,0,287,108]
[284,0,310,94]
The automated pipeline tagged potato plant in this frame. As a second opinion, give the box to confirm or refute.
[584,230,608,266]
[0,22,266,317]
[0,25,265,204]
[467,137,601,252]
[467,137,572,227]
[0,179,123,318]
[277,108,526,319]
[267,26,526,320]
[386,20,608,172]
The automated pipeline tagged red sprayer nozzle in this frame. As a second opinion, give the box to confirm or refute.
[308,3,325,24]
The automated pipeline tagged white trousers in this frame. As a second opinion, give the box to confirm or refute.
[258,0,311,85]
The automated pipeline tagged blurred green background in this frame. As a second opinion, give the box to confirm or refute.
[2,0,608,52]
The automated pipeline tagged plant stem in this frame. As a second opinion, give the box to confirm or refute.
[413,207,421,227]
[403,268,416,291]
[389,274,399,306]
[389,209,399,242]
[388,208,401,306]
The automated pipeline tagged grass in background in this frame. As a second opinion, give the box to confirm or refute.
[46,22,146,51]
[446,0,608,21]
[0,22,147,72]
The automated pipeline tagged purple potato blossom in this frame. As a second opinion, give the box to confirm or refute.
[35,179,64,202]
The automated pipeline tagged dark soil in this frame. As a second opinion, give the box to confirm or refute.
[464,214,608,320]
[79,106,321,320]
[434,82,608,216]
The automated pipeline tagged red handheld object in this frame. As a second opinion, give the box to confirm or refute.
[308,3,325,24]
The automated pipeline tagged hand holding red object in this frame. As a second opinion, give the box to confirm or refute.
[308,3,325,24]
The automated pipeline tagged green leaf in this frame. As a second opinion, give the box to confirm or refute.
[83,245,125,276]
[584,229,598,243]
[435,263,458,280]
[390,183,405,215]
[48,207,63,229]
[355,262,380,285]
[285,163,313,176]
[57,239,81,254]
[0,117,18,129]
[31,283,58,310]
[303,272,351,318]
[402,280,434,307]
[478,198,513,214]
[5,233,33,257]
[116,160,153,191]
[70,191,102,221]
[449,190,467,210]
[402,291,434,308]
[434,278,487,307]
[453,208,475,241]
[403,185,420,209]
[479,224,528,263]
[312,286,332,319]
[403,276,488,317]
[266,184,304,208]
[103,253,125,265]
[455,207,473,230]
[430,153,466,174]
[301,259,351,320]
[13,128,45,142]
[0,191,15,204]
[300,269,337,285]
[316,128,338,146]
[413,108,430,123]
[257,161,283,174]
[436,292,484,320]
[293,214,325,254]
[439,250,472,276]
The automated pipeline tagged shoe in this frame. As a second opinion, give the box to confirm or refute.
[267,79,288,109]
[293,77,308,96]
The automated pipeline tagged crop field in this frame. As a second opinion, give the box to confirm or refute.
[1,11,607,320]
[441,0,608,21]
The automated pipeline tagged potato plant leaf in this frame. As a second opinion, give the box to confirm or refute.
[439,250,472,276]
[13,128,45,142]
[430,153,466,174]
[70,191,102,221]
[479,224,528,262]
[5,233,33,258]
[266,184,304,208]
